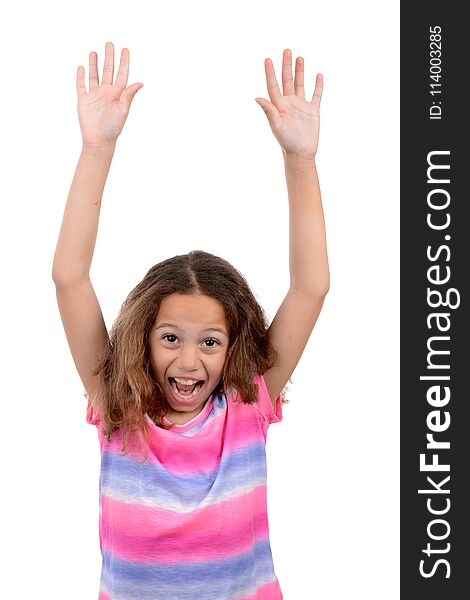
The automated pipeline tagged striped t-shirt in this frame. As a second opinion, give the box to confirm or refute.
[86,373,283,600]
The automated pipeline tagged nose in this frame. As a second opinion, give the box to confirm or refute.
[177,343,200,372]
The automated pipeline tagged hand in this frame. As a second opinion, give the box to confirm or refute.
[255,49,323,161]
[76,41,143,148]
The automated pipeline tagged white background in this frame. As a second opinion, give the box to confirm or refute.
[1,0,399,598]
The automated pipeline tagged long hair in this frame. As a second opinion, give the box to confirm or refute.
[88,250,289,462]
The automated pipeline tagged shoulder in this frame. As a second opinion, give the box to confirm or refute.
[225,375,283,429]
[253,373,283,426]
[85,391,101,426]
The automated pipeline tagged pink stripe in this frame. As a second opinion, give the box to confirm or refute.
[98,592,111,600]
[101,486,270,563]
[104,404,265,476]
[236,580,283,600]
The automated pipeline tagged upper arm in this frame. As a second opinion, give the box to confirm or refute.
[54,279,109,397]
[263,287,327,406]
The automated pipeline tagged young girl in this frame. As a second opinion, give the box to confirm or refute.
[53,41,329,600]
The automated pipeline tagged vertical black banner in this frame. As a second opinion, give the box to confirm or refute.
[401,3,469,598]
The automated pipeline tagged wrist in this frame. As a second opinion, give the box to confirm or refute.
[283,151,317,172]
[283,149,317,166]
[82,141,117,157]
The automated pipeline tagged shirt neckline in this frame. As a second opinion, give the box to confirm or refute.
[160,393,216,432]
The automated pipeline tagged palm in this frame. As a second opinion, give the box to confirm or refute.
[272,95,319,156]
[256,49,322,159]
[76,42,143,147]
[78,85,127,144]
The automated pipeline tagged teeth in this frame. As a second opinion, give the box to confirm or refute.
[174,377,201,384]
[170,378,203,399]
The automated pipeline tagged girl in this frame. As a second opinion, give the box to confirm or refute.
[53,41,329,600]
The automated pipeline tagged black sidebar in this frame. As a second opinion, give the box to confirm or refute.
[401,4,469,599]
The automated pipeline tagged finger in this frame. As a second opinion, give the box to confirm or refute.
[77,65,87,98]
[311,73,323,107]
[282,48,295,96]
[264,58,282,105]
[294,56,305,100]
[254,97,280,127]
[102,41,115,86]
[115,47,129,91]
[119,83,144,113]
[89,51,99,91]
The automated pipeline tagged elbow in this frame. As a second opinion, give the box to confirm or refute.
[291,281,330,298]
[315,285,330,298]
[52,261,91,286]
[291,271,330,298]
[52,267,65,285]
[315,277,330,297]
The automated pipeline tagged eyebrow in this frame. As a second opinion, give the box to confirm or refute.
[155,323,228,336]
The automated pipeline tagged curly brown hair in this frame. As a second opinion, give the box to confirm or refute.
[88,250,289,462]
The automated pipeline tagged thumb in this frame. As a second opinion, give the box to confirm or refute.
[254,97,279,125]
[119,83,144,112]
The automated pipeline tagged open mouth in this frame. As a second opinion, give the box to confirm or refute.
[168,377,205,402]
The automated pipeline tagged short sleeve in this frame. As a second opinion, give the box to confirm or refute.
[85,393,106,451]
[254,373,283,426]
[85,392,101,427]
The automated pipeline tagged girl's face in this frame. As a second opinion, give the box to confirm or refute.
[149,293,229,423]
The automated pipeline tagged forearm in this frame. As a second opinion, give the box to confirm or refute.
[52,143,116,283]
[283,151,330,295]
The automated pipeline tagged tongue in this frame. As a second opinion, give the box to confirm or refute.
[176,380,199,393]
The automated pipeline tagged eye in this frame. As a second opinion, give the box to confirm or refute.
[162,334,178,343]
[161,335,220,348]
[203,338,220,348]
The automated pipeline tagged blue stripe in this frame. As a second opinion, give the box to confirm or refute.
[100,441,268,508]
[99,538,277,600]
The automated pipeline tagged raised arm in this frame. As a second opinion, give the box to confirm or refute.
[255,49,330,405]
[52,41,143,396]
